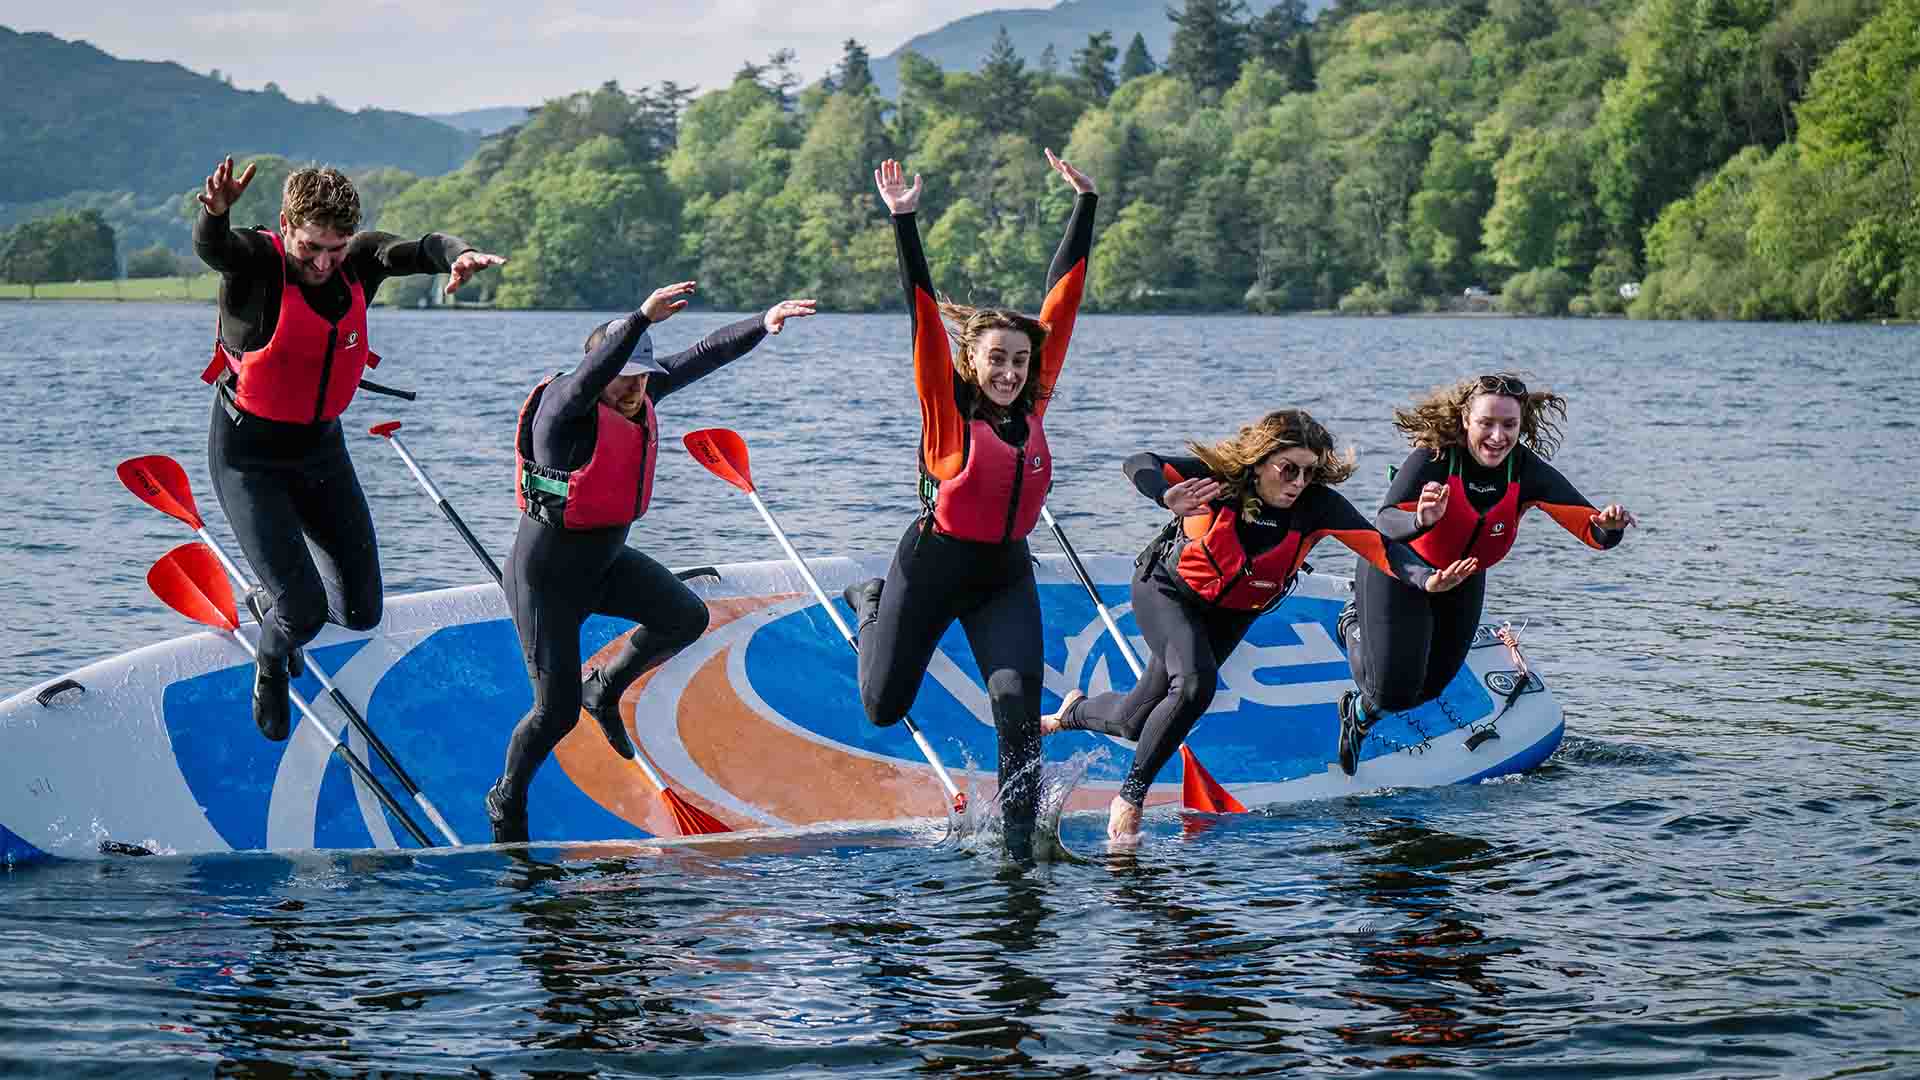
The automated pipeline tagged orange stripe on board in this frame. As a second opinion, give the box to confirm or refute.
[553,596,775,835]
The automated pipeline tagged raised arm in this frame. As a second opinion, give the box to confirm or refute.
[543,312,657,421]
[878,159,968,482]
[1518,449,1636,550]
[648,316,767,403]
[1032,149,1099,417]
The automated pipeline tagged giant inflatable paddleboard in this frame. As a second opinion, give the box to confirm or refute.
[0,557,1560,864]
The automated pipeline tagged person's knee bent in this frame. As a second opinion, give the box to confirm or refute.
[665,601,710,652]
[1165,668,1218,722]
[273,587,331,647]
[1370,682,1432,714]
[340,592,383,632]
[984,669,1038,723]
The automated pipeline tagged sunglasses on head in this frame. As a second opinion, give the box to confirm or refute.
[1265,458,1319,485]
[1476,374,1528,397]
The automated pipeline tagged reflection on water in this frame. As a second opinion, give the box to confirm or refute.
[1,307,1916,1075]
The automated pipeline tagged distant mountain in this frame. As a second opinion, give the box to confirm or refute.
[425,106,534,136]
[0,26,482,206]
[869,0,1332,98]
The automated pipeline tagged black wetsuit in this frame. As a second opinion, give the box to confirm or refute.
[1060,454,1431,805]
[854,195,1096,859]
[194,209,472,663]
[495,312,768,819]
[1345,444,1624,717]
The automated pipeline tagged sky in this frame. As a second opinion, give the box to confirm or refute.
[0,0,1050,115]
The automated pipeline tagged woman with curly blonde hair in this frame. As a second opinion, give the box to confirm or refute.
[838,152,1098,863]
[1335,373,1638,776]
[1044,409,1452,842]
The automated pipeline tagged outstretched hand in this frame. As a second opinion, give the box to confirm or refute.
[642,280,697,322]
[1592,504,1638,532]
[1163,477,1221,517]
[198,156,256,216]
[1044,147,1096,195]
[1424,557,1480,593]
[1415,481,1449,528]
[764,298,818,334]
[445,250,507,294]
[873,159,923,215]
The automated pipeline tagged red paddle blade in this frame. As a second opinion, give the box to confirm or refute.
[661,788,732,835]
[118,455,204,530]
[682,428,755,493]
[148,543,239,632]
[1180,745,1246,814]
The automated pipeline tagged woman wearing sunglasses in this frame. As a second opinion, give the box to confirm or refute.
[1043,409,1452,842]
[1335,372,1637,775]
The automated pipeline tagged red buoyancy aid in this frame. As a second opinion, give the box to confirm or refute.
[514,375,657,530]
[927,417,1051,543]
[1409,450,1520,571]
[1168,503,1306,612]
[199,229,378,424]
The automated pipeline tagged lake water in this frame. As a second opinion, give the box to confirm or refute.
[0,302,1916,1076]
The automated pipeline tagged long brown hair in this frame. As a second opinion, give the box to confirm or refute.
[937,300,1050,418]
[1188,409,1357,520]
[1393,371,1568,459]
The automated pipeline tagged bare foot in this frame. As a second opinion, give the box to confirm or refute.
[1106,795,1142,845]
[1040,688,1084,736]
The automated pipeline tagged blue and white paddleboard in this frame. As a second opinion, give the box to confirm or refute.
[0,557,1561,864]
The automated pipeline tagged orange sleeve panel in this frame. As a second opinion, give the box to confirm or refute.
[1162,462,1188,486]
[1294,529,1395,579]
[1029,193,1097,421]
[1031,260,1086,420]
[1528,501,1610,551]
[912,284,967,481]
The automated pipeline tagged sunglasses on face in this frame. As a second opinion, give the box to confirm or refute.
[1265,458,1318,485]
[1476,374,1528,396]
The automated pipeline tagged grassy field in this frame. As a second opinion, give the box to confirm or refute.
[0,275,219,301]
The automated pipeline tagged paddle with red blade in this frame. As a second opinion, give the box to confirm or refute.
[684,427,968,817]
[117,454,464,846]
[1037,505,1245,815]
[366,422,731,836]
[148,542,437,848]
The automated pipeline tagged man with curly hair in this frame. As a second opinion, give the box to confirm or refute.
[192,155,506,742]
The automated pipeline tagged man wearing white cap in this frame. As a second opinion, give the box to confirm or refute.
[490,280,817,843]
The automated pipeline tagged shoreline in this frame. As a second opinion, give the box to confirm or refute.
[3,288,1912,326]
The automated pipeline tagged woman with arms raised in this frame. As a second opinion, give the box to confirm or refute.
[1044,410,1463,841]
[1336,373,1637,776]
[840,152,1096,863]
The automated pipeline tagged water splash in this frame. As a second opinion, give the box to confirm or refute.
[947,744,1108,864]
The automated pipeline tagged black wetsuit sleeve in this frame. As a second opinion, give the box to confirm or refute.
[648,315,769,404]
[1375,449,1450,541]
[1516,447,1626,551]
[1044,193,1098,295]
[1122,452,1209,507]
[343,230,473,302]
[542,313,656,423]
[194,209,277,275]
[1294,486,1433,589]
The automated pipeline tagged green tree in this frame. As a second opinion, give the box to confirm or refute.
[1167,0,1250,96]
[830,38,875,97]
[977,27,1035,136]
[1071,31,1119,103]
[1120,33,1158,83]
[125,243,181,278]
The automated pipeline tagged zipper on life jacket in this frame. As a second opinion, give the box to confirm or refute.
[634,411,654,518]
[311,325,339,424]
[1001,440,1027,544]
